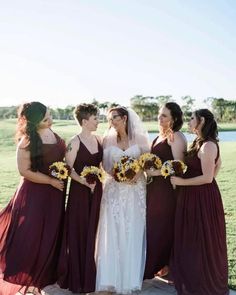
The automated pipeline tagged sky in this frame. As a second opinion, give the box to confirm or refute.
[0,0,235,108]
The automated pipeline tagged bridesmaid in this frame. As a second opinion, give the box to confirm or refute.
[0,102,66,295]
[170,109,229,295]
[144,102,187,279]
[57,103,103,293]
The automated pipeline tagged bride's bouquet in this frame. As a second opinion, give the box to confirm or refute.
[139,153,162,170]
[49,161,71,180]
[161,160,187,179]
[80,166,105,184]
[113,155,140,182]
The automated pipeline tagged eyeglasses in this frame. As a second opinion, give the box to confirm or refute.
[108,114,121,121]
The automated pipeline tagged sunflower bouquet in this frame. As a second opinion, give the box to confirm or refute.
[80,166,105,184]
[161,160,187,179]
[49,161,71,180]
[139,153,162,171]
[113,155,140,183]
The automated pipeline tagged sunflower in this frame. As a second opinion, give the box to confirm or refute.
[58,167,69,179]
[49,161,71,180]
[160,161,174,178]
[161,160,187,178]
[113,155,140,182]
[81,166,105,184]
[154,157,162,169]
[139,153,162,170]
[180,161,188,174]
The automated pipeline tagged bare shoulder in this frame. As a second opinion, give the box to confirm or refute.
[173,131,187,143]
[66,135,80,152]
[17,137,30,162]
[200,141,218,154]
[169,131,187,148]
[69,135,80,143]
[17,136,30,149]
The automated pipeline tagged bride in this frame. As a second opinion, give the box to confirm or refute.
[95,106,150,294]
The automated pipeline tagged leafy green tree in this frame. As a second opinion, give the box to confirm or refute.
[0,106,17,119]
[181,95,195,120]
[212,98,227,121]
[130,95,158,121]
[206,97,236,122]
[91,99,100,106]
[156,95,173,107]
[64,105,74,120]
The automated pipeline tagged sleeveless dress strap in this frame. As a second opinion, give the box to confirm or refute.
[75,135,82,154]
[95,136,102,153]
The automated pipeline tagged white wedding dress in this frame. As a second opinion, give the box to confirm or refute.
[95,144,147,294]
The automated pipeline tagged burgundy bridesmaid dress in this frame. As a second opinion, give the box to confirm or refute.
[144,137,176,279]
[57,136,103,293]
[0,134,66,295]
[171,146,229,295]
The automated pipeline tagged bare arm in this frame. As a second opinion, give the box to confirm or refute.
[171,141,218,186]
[169,131,187,161]
[17,138,64,191]
[214,157,222,177]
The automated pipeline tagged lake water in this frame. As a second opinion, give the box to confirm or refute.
[149,131,236,142]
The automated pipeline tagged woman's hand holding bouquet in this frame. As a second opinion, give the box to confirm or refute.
[80,166,105,193]
[49,161,71,191]
[139,152,162,177]
[161,160,187,189]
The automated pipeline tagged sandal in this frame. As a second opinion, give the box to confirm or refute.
[155,265,169,277]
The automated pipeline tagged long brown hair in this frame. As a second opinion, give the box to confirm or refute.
[16,102,47,171]
[187,109,219,157]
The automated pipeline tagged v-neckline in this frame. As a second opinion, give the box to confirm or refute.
[152,136,168,149]
[113,144,137,152]
[79,136,99,155]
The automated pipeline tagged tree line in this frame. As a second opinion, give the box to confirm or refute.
[0,96,235,122]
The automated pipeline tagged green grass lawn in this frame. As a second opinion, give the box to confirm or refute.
[0,119,236,289]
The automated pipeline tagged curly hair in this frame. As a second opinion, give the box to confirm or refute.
[74,103,99,126]
[16,102,47,171]
[187,109,219,157]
